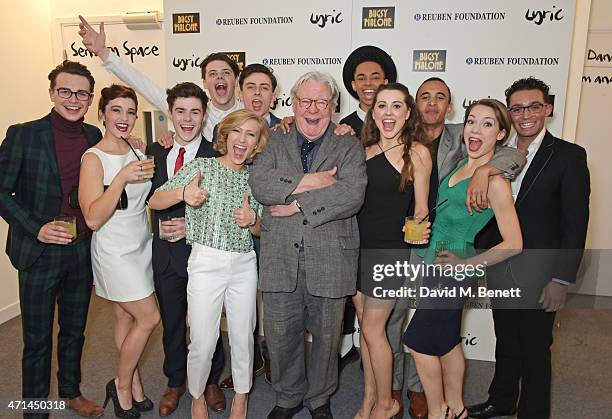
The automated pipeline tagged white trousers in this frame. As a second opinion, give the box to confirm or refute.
[186,244,257,396]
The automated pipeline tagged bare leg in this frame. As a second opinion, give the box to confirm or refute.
[111,305,145,402]
[229,393,248,419]
[114,294,160,410]
[440,344,466,417]
[353,292,376,418]
[410,350,448,419]
[361,296,397,419]
[191,395,208,419]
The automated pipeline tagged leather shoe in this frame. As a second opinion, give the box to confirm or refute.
[338,346,360,374]
[407,390,428,419]
[267,403,304,419]
[309,402,333,419]
[466,401,516,418]
[391,390,404,419]
[158,385,185,417]
[68,395,104,418]
[204,384,226,412]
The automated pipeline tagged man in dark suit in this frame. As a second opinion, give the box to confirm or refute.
[0,61,103,418]
[250,71,367,419]
[145,82,226,415]
[469,77,590,419]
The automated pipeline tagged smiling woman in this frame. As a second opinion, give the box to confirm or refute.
[147,109,269,419]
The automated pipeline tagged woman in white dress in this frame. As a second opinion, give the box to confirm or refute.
[79,84,160,418]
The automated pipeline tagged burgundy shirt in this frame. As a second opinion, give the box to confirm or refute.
[50,109,90,234]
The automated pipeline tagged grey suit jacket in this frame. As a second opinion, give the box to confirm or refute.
[249,124,367,298]
[437,123,526,183]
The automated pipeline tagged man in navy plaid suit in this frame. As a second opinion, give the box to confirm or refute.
[0,61,104,418]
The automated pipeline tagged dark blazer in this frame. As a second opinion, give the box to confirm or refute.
[0,114,101,270]
[146,137,219,277]
[476,131,590,286]
[339,111,363,138]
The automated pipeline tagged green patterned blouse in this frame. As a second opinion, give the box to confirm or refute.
[157,157,261,253]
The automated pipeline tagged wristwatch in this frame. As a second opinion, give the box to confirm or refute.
[294,200,304,214]
[247,210,258,227]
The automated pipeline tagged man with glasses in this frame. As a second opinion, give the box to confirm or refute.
[250,71,367,419]
[469,77,590,418]
[0,61,104,418]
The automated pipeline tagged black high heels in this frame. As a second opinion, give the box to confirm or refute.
[103,379,141,418]
[132,395,154,412]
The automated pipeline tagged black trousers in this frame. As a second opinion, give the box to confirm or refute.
[488,308,556,419]
[154,263,224,388]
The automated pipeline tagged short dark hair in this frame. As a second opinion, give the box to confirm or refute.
[238,64,277,91]
[166,82,209,112]
[199,53,240,79]
[98,84,138,114]
[417,77,451,103]
[504,77,550,105]
[48,60,95,92]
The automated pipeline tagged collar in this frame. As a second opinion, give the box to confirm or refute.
[173,133,203,154]
[507,127,546,152]
[356,106,367,122]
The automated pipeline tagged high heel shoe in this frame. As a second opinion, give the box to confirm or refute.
[132,395,153,412]
[443,406,450,419]
[103,379,141,418]
[388,399,400,418]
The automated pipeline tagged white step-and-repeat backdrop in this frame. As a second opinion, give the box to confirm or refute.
[164,0,576,361]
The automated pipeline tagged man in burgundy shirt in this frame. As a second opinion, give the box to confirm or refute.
[0,61,104,418]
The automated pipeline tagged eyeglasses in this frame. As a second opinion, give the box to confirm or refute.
[508,102,545,116]
[55,88,93,101]
[296,97,330,111]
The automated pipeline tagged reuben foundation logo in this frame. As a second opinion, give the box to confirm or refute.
[172,13,200,34]
[310,10,343,28]
[362,7,395,29]
[413,50,447,72]
[525,5,564,25]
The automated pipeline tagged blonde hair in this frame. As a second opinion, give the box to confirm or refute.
[214,109,270,163]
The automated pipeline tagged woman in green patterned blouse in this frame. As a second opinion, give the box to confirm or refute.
[149,109,269,419]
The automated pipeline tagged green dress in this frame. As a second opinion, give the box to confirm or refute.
[404,159,493,356]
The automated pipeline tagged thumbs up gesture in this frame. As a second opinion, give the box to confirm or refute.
[183,171,208,207]
[234,192,257,228]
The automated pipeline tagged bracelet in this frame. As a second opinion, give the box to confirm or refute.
[294,200,304,214]
[182,185,186,202]
[248,210,258,227]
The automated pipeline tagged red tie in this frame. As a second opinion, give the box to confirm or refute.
[174,147,186,175]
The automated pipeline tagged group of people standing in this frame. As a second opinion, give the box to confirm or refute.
[0,15,590,419]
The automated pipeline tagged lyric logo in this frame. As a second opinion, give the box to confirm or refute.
[462,96,492,109]
[220,51,246,71]
[310,10,343,28]
[525,5,564,25]
[172,13,200,33]
[461,333,478,347]
[413,50,447,72]
[270,93,292,111]
[362,7,395,29]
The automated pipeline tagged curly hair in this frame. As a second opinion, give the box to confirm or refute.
[463,98,512,144]
[214,109,270,163]
[361,83,429,191]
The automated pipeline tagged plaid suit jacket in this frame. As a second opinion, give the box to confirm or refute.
[0,114,102,270]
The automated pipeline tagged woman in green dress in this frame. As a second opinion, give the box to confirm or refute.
[404,99,523,419]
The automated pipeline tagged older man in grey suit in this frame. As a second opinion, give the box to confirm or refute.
[250,71,367,419]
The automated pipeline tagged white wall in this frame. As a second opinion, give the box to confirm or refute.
[0,0,163,323]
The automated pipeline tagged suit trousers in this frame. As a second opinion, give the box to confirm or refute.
[186,244,257,396]
[488,308,556,419]
[153,261,224,388]
[18,241,93,418]
[386,306,422,392]
[263,252,346,411]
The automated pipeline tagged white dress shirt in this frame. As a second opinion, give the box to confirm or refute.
[166,135,203,179]
[506,127,546,201]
